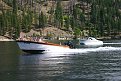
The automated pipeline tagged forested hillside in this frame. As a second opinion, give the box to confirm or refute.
[0,0,121,39]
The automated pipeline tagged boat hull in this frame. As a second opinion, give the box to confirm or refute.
[80,37,103,47]
[17,41,69,53]
[80,40,103,47]
[22,50,45,54]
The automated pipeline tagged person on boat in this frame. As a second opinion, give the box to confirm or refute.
[64,41,75,48]
[38,38,45,43]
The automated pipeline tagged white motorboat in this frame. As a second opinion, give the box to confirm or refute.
[16,40,70,54]
[80,37,103,47]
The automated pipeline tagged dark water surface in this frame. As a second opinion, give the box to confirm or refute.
[0,40,121,81]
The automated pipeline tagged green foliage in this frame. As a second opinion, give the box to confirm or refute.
[54,1,63,28]
[70,17,76,30]
[39,11,47,28]
[21,9,33,33]
[1,0,121,38]
[73,27,81,39]
[12,0,17,14]
[63,15,70,30]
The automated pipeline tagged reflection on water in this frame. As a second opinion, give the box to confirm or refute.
[19,46,121,81]
[1,41,121,81]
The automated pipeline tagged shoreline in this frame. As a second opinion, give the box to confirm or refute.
[0,39,14,41]
[0,35,121,42]
[0,36,14,41]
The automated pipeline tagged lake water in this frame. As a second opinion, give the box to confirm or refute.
[0,40,121,81]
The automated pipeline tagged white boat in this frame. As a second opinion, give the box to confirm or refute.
[16,40,70,54]
[80,37,103,47]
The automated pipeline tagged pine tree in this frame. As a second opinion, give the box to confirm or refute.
[64,15,70,30]
[54,1,63,28]
[39,11,47,28]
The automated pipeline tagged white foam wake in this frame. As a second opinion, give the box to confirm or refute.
[104,43,121,45]
[44,46,121,54]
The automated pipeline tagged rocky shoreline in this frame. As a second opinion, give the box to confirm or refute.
[0,36,14,41]
[1,27,121,41]
[19,27,74,40]
[1,35,121,42]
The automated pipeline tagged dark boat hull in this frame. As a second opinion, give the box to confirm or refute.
[22,49,45,54]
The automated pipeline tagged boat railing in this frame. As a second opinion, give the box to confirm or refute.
[17,37,45,42]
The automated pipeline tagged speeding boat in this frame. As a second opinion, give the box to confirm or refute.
[16,39,69,54]
[80,37,103,47]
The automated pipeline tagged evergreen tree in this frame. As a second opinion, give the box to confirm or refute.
[1,10,7,35]
[39,11,47,28]
[54,1,63,28]
[1,0,121,38]
[64,15,70,30]
[0,14,2,35]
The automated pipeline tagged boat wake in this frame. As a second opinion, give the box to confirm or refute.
[44,46,121,54]
[104,43,121,45]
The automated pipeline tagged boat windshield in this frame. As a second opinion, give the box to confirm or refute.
[88,37,96,40]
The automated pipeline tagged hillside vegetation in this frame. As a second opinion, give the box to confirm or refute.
[0,0,121,39]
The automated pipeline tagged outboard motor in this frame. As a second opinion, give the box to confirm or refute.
[64,41,74,48]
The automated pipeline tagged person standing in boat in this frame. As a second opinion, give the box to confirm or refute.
[38,37,45,43]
